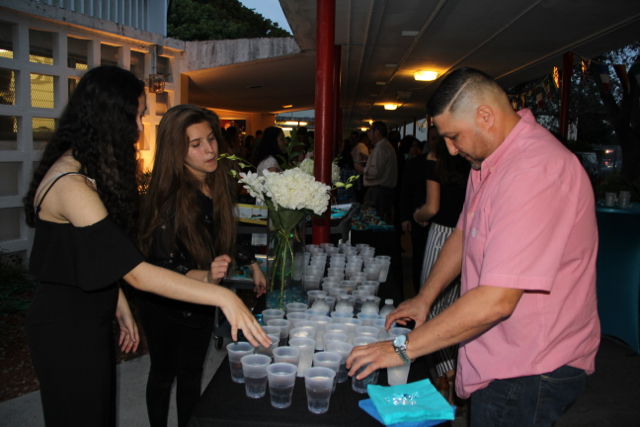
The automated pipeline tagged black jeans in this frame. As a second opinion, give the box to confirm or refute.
[470,365,587,427]
[138,300,214,427]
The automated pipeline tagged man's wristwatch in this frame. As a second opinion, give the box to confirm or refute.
[393,334,411,364]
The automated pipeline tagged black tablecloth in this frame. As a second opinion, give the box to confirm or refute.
[188,354,432,427]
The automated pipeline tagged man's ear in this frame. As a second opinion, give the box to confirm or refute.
[475,105,495,130]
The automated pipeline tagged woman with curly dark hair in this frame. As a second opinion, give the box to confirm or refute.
[137,105,267,427]
[23,66,270,427]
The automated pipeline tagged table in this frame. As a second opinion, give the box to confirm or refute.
[595,203,640,354]
[188,354,432,427]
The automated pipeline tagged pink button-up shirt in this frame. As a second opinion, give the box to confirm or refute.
[455,109,600,398]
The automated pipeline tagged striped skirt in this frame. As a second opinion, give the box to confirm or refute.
[420,222,461,377]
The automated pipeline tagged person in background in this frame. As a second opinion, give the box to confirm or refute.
[348,67,599,427]
[252,126,286,174]
[137,105,267,427]
[413,135,470,406]
[224,126,241,156]
[336,138,358,203]
[242,134,255,163]
[23,66,270,427]
[363,121,397,223]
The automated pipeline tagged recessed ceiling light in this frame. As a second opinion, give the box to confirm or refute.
[282,104,293,108]
[360,127,368,132]
[402,31,419,36]
[384,104,398,110]
[414,70,439,81]
[385,63,397,68]
[376,82,385,85]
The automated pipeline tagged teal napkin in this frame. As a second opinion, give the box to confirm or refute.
[367,379,455,425]
[358,398,454,427]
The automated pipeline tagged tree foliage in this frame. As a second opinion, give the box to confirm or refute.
[168,0,291,41]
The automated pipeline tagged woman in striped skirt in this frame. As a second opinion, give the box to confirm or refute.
[414,132,470,405]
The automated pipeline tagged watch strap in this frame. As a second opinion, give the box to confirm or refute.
[394,340,411,364]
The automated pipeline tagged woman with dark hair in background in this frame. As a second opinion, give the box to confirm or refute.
[23,66,270,427]
[413,134,470,406]
[137,105,266,427]
[251,126,286,174]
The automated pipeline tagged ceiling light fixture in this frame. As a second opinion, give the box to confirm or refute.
[282,105,293,108]
[360,127,368,132]
[414,70,439,81]
[384,104,398,111]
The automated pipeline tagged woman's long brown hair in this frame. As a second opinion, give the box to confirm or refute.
[138,105,237,269]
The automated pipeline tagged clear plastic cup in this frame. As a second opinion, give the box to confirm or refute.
[240,354,271,398]
[289,327,315,341]
[286,311,309,328]
[286,302,308,314]
[289,337,316,377]
[351,336,379,393]
[357,312,379,326]
[377,260,391,282]
[356,325,381,339]
[388,327,412,339]
[326,341,354,383]
[322,332,348,353]
[266,362,298,409]
[325,323,349,335]
[313,351,342,392]
[304,367,336,414]
[303,275,322,291]
[262,309,285,324]
[307,290,326,307]
[255,333,280,358]
[227,341,255,383]
[387,363,411,386]
[273,346,300,367]
[330,311,353,321]
[362,280,380,295]
[266,319,291,346]
[310,315,332,350]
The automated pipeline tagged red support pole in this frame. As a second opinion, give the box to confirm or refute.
[558,51,574,141]
[313,0,335,244]
[333,45,342,158]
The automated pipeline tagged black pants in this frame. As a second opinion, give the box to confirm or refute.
[138,300,214,427]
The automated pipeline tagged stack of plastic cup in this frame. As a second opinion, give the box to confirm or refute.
[310,315,332,350]
[286,302,308,314]
[240,354,272,398]
[303,275,321,291]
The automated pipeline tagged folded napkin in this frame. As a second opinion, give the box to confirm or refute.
[358,399,453,427]
[365,379,455,425]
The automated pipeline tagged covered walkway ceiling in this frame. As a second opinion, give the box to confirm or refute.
[185,0,640,132]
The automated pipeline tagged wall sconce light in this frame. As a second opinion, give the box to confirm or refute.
[414,70,439,81]
[384,104,398,110]
[360,127,368,132]
[149,74,165,93]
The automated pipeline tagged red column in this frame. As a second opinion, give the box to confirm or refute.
[333,45,342,158]
[313,0,335,244]
[558,51,574,141]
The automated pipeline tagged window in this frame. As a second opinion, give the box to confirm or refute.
[29,29,54,65]
[130,50,145,80]
[0,115,17,150]
[101,44,120,66]
[0,162,21,196]
[31,73,55,108]
[32,117,56,150]
[0,207,21,242]
[157,56,172,82]
[0,21,13,59]
[0,68,16,105]
[67,36,89,69]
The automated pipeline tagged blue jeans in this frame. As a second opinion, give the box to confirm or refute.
[470,365,586,427]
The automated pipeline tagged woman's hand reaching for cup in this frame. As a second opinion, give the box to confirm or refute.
[207,255,232,284]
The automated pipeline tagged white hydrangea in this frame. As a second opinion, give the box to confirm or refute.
[298,158,341,183]
[239,168,331,216]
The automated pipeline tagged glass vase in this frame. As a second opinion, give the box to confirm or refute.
[265,207,307,310]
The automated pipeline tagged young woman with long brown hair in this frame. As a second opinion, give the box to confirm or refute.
[137,104,267,427]
[23,67,269,427]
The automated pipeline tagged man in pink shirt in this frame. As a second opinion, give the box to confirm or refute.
[347,68,600,427]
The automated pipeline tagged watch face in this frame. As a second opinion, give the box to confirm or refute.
[393,334,406,347]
